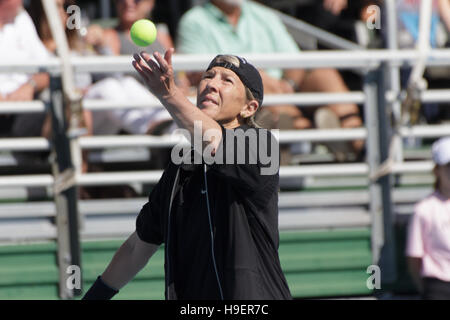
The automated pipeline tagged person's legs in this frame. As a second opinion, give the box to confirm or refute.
[263,105,312,130]
[300,68,361,125]
[299,68,364,154]
[258,69,311,129]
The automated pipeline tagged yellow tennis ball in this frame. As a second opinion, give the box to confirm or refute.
[130,19,157,47]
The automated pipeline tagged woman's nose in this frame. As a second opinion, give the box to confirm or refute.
[206,77,220,92]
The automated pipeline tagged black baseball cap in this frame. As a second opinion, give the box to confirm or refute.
[207,55,264,107]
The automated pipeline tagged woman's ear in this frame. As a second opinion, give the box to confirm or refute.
[241,100,259,119]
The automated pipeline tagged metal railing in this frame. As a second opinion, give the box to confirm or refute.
[0,50,449,203]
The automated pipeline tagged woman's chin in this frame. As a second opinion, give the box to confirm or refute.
[199,106,218,119]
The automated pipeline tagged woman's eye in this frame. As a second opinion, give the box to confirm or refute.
[225,78,233,83]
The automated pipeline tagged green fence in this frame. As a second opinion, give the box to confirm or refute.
[0,228,373,299]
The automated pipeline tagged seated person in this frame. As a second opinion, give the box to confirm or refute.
[176,0,364,161]
[86,0,172,63]
[292,0,382,46]
[439,0,450,37]
[32,0,178,138]
[84,0,181,136]
[390,0,450,125]
[0,0,50,141]
[28,0,93,140]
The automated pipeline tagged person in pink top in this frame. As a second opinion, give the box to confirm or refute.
[406,136,450,300]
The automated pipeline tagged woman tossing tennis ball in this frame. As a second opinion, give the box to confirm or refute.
[130,19,157,47]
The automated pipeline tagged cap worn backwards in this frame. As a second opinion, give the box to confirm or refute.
[207,55,264,107]
[432,137,450,166]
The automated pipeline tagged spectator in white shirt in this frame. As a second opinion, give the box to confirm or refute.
[0,0,50,138]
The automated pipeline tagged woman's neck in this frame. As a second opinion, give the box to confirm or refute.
[438,187,450,199]
[211,0,242,27]
[439,190,450,200]
[220,117,241,129]
[118,20,133,32]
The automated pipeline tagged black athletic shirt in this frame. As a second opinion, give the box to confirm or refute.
[136,124,292,300]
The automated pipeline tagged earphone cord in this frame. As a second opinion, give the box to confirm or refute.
[203,164,224,300]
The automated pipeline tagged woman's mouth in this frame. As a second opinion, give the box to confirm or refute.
[201,95,218,106]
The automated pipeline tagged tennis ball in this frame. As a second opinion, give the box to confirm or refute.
[130,19,157,47]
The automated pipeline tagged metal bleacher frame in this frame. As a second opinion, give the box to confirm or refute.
[0,0,449,299]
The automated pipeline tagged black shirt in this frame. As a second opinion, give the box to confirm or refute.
[136,124,292,299]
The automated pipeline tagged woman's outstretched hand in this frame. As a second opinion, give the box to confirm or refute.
[132,48,177,100]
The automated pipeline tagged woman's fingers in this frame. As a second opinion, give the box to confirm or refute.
[132,50,177,94]
[147,58,162,76]
[154,49,174,74]
[133,53,157,79]
[165,48,174,66]
[153,52,167,73]
[134,49,175,78]
[141,52,162,73]
[132,60,150,82]
[141,51,152,62]
[133,53,149,71]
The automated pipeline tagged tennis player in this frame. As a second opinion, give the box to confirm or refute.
[83,49,291,300]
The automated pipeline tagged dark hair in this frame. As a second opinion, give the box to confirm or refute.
[243,87,261,128]
[27,0,81,52]
[433,165,441,191]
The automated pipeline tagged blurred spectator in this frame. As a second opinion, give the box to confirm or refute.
[85,0,183,170]
[29,0,179,194]
[276,0,383,45]
[30,0,170,135]
[152,0,194,42]
[439,0,450,35]
[28,0,198,136]
[30,0,86,55]
[177,0,364,162]
[294,0,349,35]
[389,0,450,125]
[0,0,50,139]
[28,0,93,139]
[81,0,182,138]
[86,0,172,60]
[28,0,103,199]
[27,0,175,140]
[406,137,450,300]
[395,0,447,49]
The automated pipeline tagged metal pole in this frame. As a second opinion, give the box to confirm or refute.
[364,65,397,287]
[385,0,404,163]
[363,69,384,267]
[50,76,82,299]
[376,63,397,286]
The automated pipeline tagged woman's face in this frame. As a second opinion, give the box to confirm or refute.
[116,0,138,25]
[196,67,250,128]
[0,0,22,23]
[116,0,154,24]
